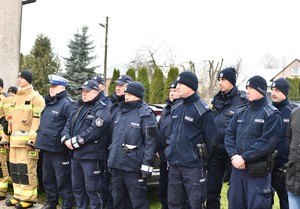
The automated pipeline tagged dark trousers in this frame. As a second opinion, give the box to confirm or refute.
[42,151,74,209]
[206,151,231,209]
[228,167,274,209]
[168,164,207,209]
[271,167,289,209]
[111,168,149,209]
[159,162,169,209]
[71,159,104,209]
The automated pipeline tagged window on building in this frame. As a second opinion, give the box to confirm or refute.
[292,67,300,75]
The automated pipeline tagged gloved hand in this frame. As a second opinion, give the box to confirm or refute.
[141,170,152,180]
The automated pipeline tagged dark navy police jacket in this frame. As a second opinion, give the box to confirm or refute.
[61,94,110,160]
[225,96,282,163]
[165,93,219,168]
[272,98,298,166]
[108,99,157,173]
[36,90,75,154]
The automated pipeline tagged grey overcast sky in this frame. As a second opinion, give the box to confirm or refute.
[20,0,300,76]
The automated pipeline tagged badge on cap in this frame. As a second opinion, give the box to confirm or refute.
[219,73,224,77]
[95,117,104,127]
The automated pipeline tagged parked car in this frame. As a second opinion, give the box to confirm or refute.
[147,104,164,187]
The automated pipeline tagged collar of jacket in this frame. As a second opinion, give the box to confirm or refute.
[272,98,289,110]
[121,99,143,110]
[17,85,33,95]
[45,90,67,105]
[183,93,199,103]
[78,93,100,106]
[249,96,268,109]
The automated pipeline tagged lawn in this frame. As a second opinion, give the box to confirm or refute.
[148,183,280,209]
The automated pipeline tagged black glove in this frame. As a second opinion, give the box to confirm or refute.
[0,117,9,135]
[141,170,152,180]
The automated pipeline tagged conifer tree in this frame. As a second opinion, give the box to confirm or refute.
[108,68,120,95]
[149,67,164,104]
[63,26,97,99]
[162,66,179,102]
[21,34,60,96]
[137,66,150,103]
[126,67,136,81]
[287,77,300,101]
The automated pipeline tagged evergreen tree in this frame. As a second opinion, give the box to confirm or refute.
[63,26,97,99]
[126,67,136,80]
[137,66,150,103]
[162,66,179,102]
[108,68,120,95]
[287,77,300,101]
[149,67,164,104]
[21,34,60,96]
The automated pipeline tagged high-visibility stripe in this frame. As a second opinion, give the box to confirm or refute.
[10,105,33,110]
[10,136,30,141]
[14,187,37,197]
[141,164,154,173]
[11,131,30,136]
[0,182,8,189]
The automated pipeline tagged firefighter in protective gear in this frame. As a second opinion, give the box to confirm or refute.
[0,78,9,200]
[2,70,45,209]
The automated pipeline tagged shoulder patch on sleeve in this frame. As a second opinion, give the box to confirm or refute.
[95,117,104,127]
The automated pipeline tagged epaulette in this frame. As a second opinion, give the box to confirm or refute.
[194,100,211,116]
[238,90,247,100]
[236,103,249,114]
[66,96,74,103]
[139,104,153,117]
[263,104,279,116]
[287,102,298,111]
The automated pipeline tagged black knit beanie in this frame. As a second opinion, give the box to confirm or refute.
[271,78,290,97]
[177,71,198,91]
[125,81,144,99]
[218,67,236,86]
[246,75,267,95]
[19,70,33,84]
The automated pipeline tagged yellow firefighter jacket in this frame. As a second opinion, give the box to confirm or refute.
[2,85,45,147]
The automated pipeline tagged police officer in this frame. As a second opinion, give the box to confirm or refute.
[207,67,247,209]
[108,81,157,209]
[110,75,133,105]
[270,78,298,209]
[3,70,45,209]
[91,75,111,105]
[106,74,133,209]
[61,80,110,209]
[165,71,219,209]
[225,75,282,209]
[35,75,76,209]
[156,81,180,209]
[0,78,9,200]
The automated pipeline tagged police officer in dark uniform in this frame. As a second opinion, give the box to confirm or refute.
[165,71,219,209]
[207,67,247,209]
[270,78,298,209]
[225,75,282,209]
[156,81,180,209]
[91,75,111,106]
[35,75,75,209]
[108,81,157,209]
[61,80,111,209]
[105,75,133,209]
